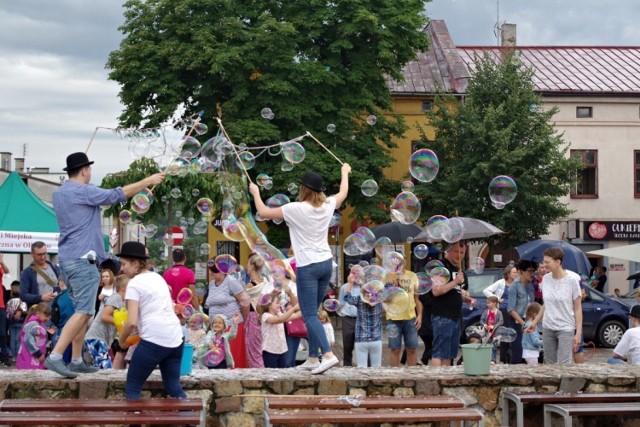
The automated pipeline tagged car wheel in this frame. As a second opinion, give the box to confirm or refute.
[597,319,626,348]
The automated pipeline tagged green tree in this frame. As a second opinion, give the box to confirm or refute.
[106,0,431,224]
[416,52,581,247]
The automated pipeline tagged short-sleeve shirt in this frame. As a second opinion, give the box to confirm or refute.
[36,264,58,298]
[384,270,418,321]
[281,198,337,267]
[205,275,246,323]
[163,265,196,302]
[540,272,581,331]
[431,259,464,320]
[261,312,287,354]
[613,327,640,365]
[53,181,126,262]
[125,271,183,348]
[86,293,124,344]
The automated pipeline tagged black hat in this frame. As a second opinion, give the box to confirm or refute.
[631,305,640,318]
[299,172,326,192]
[116,241,149,259]
[63,152,94,172]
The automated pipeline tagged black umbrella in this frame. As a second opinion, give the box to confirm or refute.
[372,222,422,243]
[627,271,640,281]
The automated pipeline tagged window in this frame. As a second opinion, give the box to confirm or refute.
[576,106,593,118]
[635,151,640,198]
[421,100,432,112]
[570,150,598,198]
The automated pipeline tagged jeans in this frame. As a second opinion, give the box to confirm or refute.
[263,351,287,368]
[0,309,9,360]
[431,315,460,360]
[507,317,524,364]
[387,319,419,349]
[296,259,333,358]
[355,341,382,367]
[284,334,301,367]
[542,328,574,364]
[9,323,23,358]
[59,259,100,316]
[341,316,356,366]
[125,339,186,399]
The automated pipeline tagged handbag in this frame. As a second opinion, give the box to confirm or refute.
[285,318,308,338]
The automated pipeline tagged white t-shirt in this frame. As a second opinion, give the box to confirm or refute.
[613,327,640,365]
[281,197,337,267]
[125,271,183,348]
[261,312,288,354]
[540,272,581,331]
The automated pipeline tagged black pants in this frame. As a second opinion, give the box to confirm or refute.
[341,316,356,366]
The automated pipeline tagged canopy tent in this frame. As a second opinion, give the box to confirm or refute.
[0,172,59,253]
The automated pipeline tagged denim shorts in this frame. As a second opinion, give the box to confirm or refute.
[60,259,100,316]
[387,319,418,350]
[431,315,461,360]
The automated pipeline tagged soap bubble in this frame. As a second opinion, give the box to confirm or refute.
[214,254,238,274]
[176,288,193,305]
[492,201,506,210]
[361,179,379,197]
[382,251,404,273]
[287,182,298,195]
[199,243,211,256]
[323,298,342,312]
[425,260,444,272]
[195,282,206,297]
[494,326,518,343]
[180,136,201,159]
[469,257,485,274]
[409,149,439,183]
[175,210,183,218]
[130,224,146,240]
[194,221,209,235]
[281,142,305,164]
[343,234,366,256]
[235,151,255,170]
[256,173,273,187]
[550,177,559,185]
[400,181,415,193]
[361,280,385,306]
[195,198,214,215]
[442,217,465,243]
[416,272,433,295]
[413,244,430,260]
[192,188,200,197]
[389,192,421,224]
[428,266,451,286]
[354,227,376,253]
[170,188,182,199]
[119,210,132,224]
[204,348,225,367]
[366,114,377,125]
[194,122,208,135]
[386,323,400,339]
[363,265,387,283]
[266,194,290,208]
[163,233,174,246]
[261,107,274,120]
[488,175,518,205]
[144,224,158,238]
[281,159,294,172]
[31,325,48,347]
[374,237,393,258]
[329,212,341,228]
[426,215,448,240]
[326,123,336,133]
[382,287,410,316]
[182,304,195,318]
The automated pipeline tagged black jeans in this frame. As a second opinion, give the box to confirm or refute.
[341,316,356,366]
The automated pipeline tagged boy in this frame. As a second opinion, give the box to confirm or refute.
[608,304,640,365]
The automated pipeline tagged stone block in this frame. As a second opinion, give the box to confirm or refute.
[215,380,243,396]
[241,379,263,388]
[559,377,586,393]
[442,387,478,406]
[269,380,295,395]
[585,383,607,392]
[415,379,440,396]
[294,388,315,395]
[392,387,414,397]
[368,384,394,396]
[317,379,347,395]
[607,375,636,386]
[243,395,265,414]
[475,386,500,411]
[78,381,108,399]
[224,412,256,427]
[215,396,242,413]
[350,388,367,396]
[538,385,558,393]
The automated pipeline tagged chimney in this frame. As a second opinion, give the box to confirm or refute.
[0,152,11,171]
[501,23,517,47]
[14,158,25,173]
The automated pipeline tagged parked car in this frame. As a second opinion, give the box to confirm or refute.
[462,268,629,348]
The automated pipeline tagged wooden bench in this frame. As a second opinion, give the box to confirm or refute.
[544,402,640,427]
[263,395,484,427]
[0,397,206,426]
[501,391,640,427]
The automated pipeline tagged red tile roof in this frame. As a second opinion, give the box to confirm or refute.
[458,46,640,95]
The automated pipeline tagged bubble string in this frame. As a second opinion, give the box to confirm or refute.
[305,131,344,165]
[214,117,253,184]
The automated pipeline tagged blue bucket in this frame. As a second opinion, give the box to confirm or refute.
[180,343,194,376]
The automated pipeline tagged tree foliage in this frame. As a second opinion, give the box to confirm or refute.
[106,0,431,224]
[415,52,581,247]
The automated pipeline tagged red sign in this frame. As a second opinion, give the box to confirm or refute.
[169,226,184,245]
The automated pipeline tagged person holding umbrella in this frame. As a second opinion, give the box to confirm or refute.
[526,247,583,365]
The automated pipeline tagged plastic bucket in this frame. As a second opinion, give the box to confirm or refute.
[461,344,492,375]
[180,344,194,376]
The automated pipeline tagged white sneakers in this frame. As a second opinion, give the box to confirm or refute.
[297,360,320,370]
[311,357,339,375]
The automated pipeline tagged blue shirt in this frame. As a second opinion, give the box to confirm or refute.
[338,283,359,318]
[345,293,383,342]
[53,181,125,262]
[507,278,535,318]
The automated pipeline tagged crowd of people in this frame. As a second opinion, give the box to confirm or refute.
[1,150,639,407]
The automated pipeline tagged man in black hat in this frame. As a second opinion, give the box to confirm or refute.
[45,152,165,378]
[609,304,640,365]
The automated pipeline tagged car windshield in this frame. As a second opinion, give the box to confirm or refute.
[467,273,501,298]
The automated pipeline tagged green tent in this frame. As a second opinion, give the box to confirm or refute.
[0,172,60,253]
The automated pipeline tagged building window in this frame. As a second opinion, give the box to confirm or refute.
[635,151,640,198]
[576,106,593,118]
[570,150,598,198]
[421,101,432,112]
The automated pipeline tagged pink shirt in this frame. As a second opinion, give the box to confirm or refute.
[162,265,196,303]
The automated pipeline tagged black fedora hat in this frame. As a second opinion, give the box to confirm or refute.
[63,152,94,172]
[631,304,640,318]
[299,172,326,192]
[116,241,149,259]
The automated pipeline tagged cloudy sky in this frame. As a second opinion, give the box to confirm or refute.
[1,0,638,183]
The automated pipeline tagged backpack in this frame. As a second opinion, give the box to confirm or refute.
[50,290,74,328]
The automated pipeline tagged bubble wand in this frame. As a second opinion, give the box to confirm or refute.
[306,132,344,165]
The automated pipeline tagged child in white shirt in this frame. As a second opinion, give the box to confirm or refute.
[260,293,298,368]
[318,309,335,348]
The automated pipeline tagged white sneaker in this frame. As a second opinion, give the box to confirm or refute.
[297,360,320,370]
[311,357,339,375]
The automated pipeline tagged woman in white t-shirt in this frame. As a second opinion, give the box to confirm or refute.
[249,163,351,374]
[117,242,186,399]
[526,247,582,365]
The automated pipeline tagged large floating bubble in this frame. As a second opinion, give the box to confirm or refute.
[199,243,211,256]
[401,181,415,193]
[194,122,208,135]
[374,237,393,258]
[329,212,341,228]
[354,227,376,253]
[256,173,272,187]
[176,288,193,305]
[425,259,444,272]
[214,254,238,274]
[266,194,290,208]
[382,251,404,273]
[323,298,342,312]
[361,179,379,197]
[31,325,48,347]
[287,182,298,195]
[442,217,465,243]
[363,265,387,283]
[428,266,451,286]
[488,175,518,205]
[426,215,448,240]
[235,151,255,170]
[389,192,421,225]
[382,287,410,316]
[180,136,201,160]
[416,272,433,295]
[170,188,182,199]
[470,257,486,274]
[119,210,132,224]
[409,149,439,183]
[361,280,385,305]
[386,323,400,339]
[194,282,207,297]
[144,223,158,238]
[413,244,430,260]
[343,234,366,256]
[204,347,225,367]
[281,142,305,164]
[494,326,518,343]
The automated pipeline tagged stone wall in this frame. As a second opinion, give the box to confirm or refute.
[1,364,640,426]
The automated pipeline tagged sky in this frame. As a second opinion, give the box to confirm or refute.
[1,0,638,184]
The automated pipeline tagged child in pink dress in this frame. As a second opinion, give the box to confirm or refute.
[16,303,52,370]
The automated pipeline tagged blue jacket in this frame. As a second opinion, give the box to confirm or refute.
[522,320,543,350]
[507,278,535,319]
[19,261,61,305]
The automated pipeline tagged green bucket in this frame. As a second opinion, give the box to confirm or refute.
[461,344,492,375]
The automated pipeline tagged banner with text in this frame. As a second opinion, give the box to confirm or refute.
[0,231,59,253]
[584,221,640,241]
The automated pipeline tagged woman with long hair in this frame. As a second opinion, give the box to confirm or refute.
[249,163,351,374]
